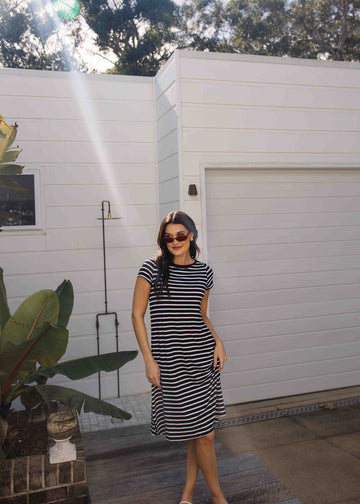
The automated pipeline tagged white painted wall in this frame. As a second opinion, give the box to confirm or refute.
[2,51,360,403]
[155,55,180,221]
[174,50,360,403]
[0,68,157,398]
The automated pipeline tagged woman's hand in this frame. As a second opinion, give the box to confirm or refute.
[145,358,161,388]
[213,340,227,371]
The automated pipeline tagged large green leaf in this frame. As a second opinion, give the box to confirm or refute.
[0,290,59,350]
[25,351,138,383]
[0,175,27,192]
[55,280,74,327]
[35,384,131,420]
[0,164,24,175]
[1,150,21,164]
[0,268,10,336]
[0,325,68,388]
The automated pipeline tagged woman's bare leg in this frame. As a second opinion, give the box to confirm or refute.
[180,439,199,502]
[194,431,228,504]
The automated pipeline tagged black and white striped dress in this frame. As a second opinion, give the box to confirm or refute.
[138,257,226,441]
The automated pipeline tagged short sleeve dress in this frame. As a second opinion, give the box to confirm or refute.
[138,257,226,441]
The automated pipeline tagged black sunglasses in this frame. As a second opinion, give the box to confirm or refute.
[163,232,190,244]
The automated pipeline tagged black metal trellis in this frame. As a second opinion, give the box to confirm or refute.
[96,200,121,399]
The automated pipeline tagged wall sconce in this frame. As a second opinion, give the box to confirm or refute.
[188,184,198,196]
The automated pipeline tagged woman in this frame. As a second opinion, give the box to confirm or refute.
[132,211,228,504]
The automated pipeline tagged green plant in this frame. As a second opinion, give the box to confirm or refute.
[0,115,26,228]
[0,268,138,463]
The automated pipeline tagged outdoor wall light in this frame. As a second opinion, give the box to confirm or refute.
[188,184,198,196]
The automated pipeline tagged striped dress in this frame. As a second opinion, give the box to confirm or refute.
[138,257,226,441]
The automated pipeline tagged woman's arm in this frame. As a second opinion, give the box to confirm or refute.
[201,290,227,371]
[132,276,161,388]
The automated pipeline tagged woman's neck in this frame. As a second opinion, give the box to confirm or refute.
[172,252,194,266]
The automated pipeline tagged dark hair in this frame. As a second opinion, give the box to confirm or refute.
[154,211,200,297]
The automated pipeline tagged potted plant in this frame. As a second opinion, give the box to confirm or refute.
[0,268,138,464]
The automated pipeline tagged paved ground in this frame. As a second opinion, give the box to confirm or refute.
[216,386,360,504]
[80,385,360,504]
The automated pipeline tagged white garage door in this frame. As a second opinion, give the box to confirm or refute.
[206,169,360,405]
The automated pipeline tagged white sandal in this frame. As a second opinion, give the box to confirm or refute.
[179,501,192,504]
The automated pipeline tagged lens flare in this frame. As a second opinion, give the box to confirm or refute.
[52,0,80,19]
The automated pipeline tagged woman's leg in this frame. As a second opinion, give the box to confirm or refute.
[194,431,228,504]
[181,439,199,502]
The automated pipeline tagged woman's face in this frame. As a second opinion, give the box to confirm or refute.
[164,223,193,258]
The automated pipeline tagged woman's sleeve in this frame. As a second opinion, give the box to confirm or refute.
[205,265,214,290]
[138,258,156,286]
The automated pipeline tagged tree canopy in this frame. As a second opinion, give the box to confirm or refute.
[0,0,81,71]
[80,0,181,76]
[0,0,359,75]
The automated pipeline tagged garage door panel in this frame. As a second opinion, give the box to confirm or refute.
[224,356,360,389]
[212,284,360,311]
[220,312,360,341]
[208,169,360,184]
[208,197,360,215]
[216,270,360,294]
[206,181,360,199]
[214,255,360,278]
[209,226,360,247]
[212,298,360,326]
[208,212,360,230]
[207,168,360,403]
[226,342,360,373]
[223,372,360,405]
[210,241,360,263]
[225,327,360,356]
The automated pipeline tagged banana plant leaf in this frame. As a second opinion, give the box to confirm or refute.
[0,290,59,350]
[20,386,44,411]
[24,350,138,383]
[0,164,24,175]
[1,150,21,164]
[0,116,17,162]
[35,384,131,420]
[55,280,73,327]
[0,175,27,192]
[0,325,68,389]
[0,268,10,335]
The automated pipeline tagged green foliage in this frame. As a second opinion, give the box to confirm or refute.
[290,0,360,61]
[227,0,290,56]
[0,271,138,463]
[0,0,80,71]
[180,0,234,52]
[0,115,26,228]
[0,269,10,335]
[80,0,181,76]
[226,0,360,61]
[35,385,132,419]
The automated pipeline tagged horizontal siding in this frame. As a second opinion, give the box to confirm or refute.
[156,56,179,217]
[182,129,360,154]
[181,80,360,110]
[0,69,157,399]
[158,156,179,183]
[182,104,360,132]
[0,68,153,99]
[2,96,154,122]
[207,168,360,404]
[179,52,360,88]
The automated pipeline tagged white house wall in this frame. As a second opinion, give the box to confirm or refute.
[1,52,360,403]
[0,68,157,399]
[155,56,180,220]
[175,50,360,404]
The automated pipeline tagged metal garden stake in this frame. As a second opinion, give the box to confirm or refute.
[96,200,121,399]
